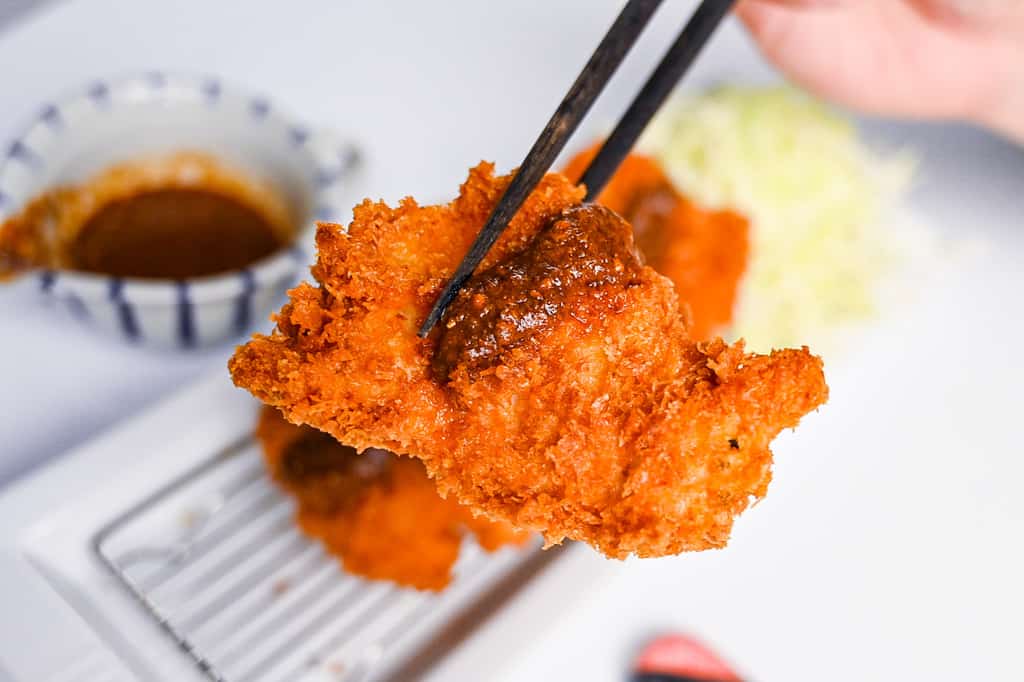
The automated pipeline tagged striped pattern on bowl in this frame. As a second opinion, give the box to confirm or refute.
[0,72,361,348]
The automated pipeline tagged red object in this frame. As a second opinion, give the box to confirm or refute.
[633,633,743,682]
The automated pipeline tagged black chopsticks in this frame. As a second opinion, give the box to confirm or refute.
[419,0,735,337]
[417,0,662,337]
[580,0,737,201]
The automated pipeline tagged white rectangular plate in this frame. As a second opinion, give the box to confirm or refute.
[0,375,601,682]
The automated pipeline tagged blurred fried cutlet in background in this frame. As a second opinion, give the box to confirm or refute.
[256,407,529,591]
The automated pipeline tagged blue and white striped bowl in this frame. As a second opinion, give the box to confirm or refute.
[0,73,360,348]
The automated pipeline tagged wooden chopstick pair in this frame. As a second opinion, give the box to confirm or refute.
[419,0,737,337]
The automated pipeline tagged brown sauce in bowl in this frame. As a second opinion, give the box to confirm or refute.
[0,152,295,280]
[69,188,282,279]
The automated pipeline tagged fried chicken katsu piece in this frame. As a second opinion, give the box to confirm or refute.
[256,404,388,515]
[256,407,529,591]
[563,145,749,340]
[232,163,827,559]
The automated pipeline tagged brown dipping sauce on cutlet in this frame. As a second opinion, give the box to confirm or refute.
[275,429,389,516]
[432,204,644,382]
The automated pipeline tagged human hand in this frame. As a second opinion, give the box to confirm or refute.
[737,1,1024,142]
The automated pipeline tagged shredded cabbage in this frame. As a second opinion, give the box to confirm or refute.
[639,86,917,354]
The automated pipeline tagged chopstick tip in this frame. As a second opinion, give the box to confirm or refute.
[417,309,441,338]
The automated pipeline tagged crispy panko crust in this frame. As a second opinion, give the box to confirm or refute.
[563,145,749,340]
[231,163,827,559]
[256,407,528,591]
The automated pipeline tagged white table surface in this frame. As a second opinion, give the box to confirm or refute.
[1,2,1022,681]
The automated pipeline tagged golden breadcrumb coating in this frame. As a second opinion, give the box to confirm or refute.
[563,145,749,340]
[256,407,529,591]
[232,163,827,559]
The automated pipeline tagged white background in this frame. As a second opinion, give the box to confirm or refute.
[1,2,1022,680]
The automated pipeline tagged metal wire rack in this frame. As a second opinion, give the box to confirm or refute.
[92,436,547,682]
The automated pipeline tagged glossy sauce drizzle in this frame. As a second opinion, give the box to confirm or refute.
[432,204,643,381]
